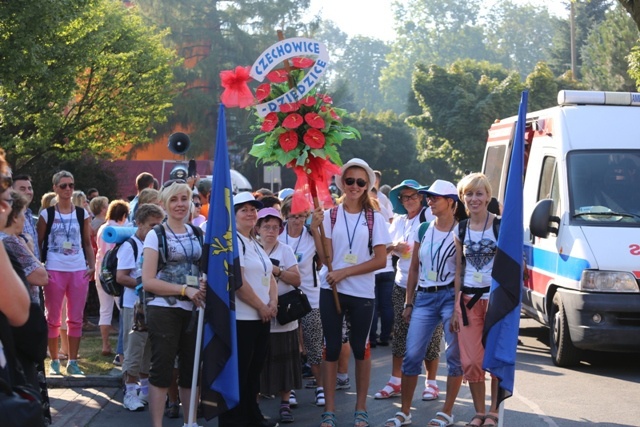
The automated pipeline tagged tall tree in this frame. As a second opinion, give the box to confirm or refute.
[582,3,639,91]
[0,0,176,172]
[618,0,640,29]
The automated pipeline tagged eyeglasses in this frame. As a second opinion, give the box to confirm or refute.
[427,195,443,201]
[58,182,75,190]
[287,214,308,221]
[399,193,420,202]
[260,225,280,232]
[0,175,12,192]
[344,177,367,188]
[193,202,202,208]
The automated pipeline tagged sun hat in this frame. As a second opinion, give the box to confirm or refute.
[257,207,283,223]
[418,179,459,201]
[335,158,376,193]
[233,191,263,209]
[389,179,422,215]
[278,188,294,200]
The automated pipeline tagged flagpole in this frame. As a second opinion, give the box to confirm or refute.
[188,304,206,426]
[498,401,505,427]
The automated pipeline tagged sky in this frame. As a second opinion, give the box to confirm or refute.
[308,0,571,42]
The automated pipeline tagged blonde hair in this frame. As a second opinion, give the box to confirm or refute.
[89,196,109,216]
[40,192,57,213]
[139,188,160,205]
[72,190,87,208]
[457,173,492,213]
[160,182,191,209]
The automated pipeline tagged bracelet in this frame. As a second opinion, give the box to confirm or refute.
[181,284,188,297]
[404,303,413,309]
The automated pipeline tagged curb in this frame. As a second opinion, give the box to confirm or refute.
[47,368,122,389]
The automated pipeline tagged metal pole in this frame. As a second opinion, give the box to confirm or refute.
[188,305,206,426]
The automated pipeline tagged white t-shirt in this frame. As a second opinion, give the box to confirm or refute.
[377,192,394,222]
[454,223,497,299]
[237,233,273,320]
[143,225,202,311]
[40,207,90,271]
[416,222,457,287]
[117,235,144,309]
[389,213,422,288]
[321,206,392,299]
[279,226,320,309]
[266,241,300,333]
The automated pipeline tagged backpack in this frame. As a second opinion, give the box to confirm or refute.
[418,221,431,243]
[457,216,501,244]
[41,206,85,263]
[153,223,204,273]
[99,237,138,297]
[329,206,375,255]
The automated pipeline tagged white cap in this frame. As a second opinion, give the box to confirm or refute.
[335,158,376,192]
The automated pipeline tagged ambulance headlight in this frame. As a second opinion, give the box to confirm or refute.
[580,270,639,292]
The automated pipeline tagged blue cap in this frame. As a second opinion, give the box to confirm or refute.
[389,179,422,215]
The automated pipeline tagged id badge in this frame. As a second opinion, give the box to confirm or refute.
[295,252,303,263]
[343,253,358,264]
[185,275,199,287]
[427,270,437,281]
[473,272,483,283]
[63,241,73,250]
[401,251,412,259]
[262,275,270,286]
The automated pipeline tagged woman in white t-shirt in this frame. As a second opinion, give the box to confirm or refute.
[219,192,279,427]
[256,207,301,424]
[451,173,500,427]
[311,158,391,427]
[279,197,325,407]
[141,181,205,427]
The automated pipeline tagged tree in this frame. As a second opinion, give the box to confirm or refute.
[0,0,177,172]
[618,0,640,30]
[581,3,639,91]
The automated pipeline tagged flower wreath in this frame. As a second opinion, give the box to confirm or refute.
[220,54,360,213]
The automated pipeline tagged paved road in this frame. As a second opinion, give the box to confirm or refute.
[71,317,639,426]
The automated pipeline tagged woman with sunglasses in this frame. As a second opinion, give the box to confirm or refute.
[279,197,326,407]
[141,181,206,427]
[374,179,444,404]
[37,170,95,376]
[255,207,301,424]
[219,192,279,427]
[384,180,464,427]
[190,193,205,227]
[451,173,500,427]
[311,158,391,427]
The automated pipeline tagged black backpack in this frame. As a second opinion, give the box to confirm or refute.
[41,206,85,263]
[153,223,203,273]
[99,237,138,297]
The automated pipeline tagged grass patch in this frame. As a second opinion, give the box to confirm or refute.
[45,335,118,376]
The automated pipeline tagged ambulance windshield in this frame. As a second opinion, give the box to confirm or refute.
[568,151,640,224]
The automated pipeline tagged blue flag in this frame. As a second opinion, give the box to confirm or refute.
[200,104,240,419]
[482,90,527,405]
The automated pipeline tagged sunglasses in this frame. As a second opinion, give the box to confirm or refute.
[344,177,367,188]
[399,193,420,202]
[427,195,444,201]
[0,175,12,192]
[193,202,202,208]
[58,182,75,190]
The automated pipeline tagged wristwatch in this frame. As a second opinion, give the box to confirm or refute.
[404,303,413,309]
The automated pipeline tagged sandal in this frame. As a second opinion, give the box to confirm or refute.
[466,414,485,426]
[483,413,499,426]
[315,388,325,406]
[427,411,454,427]
[354,410,369,427]
[374,382,401,399]
[320,411,337,427]
[384,411,412,427]
[422,383,439,401]
[280,406,294,424]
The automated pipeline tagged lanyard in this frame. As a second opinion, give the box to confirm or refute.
[55,205,73,242]
[342,207,363,254]
[429,221,455,268]
[165,223,193,262]
[469,213,490,272]
[403,215,418,242]
[247,235,268,276]
[285,224,303,255]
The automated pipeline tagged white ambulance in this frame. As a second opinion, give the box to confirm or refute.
[483,90,640,366]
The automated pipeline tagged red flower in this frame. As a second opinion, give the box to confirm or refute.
[261,112,279,132]
[318,93,333,104]
[279,130,298,152]
[220,66,254,108]
[321,106,341,121]
[292,57,314,68]
[303,128,325,149]
[282,113,303,129]
[255,83,271,101]
[300,96,316,107]
[266,69,289,83]
[280,102,300,113]
[304,112,325,129]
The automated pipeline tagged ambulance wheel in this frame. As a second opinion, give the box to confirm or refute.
[549,293,581,367]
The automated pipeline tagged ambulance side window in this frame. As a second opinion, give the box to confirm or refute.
[538,156,561,216]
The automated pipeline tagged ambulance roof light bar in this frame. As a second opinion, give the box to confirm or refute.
[558,90,640,107]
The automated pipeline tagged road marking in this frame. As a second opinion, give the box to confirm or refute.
[514,391,560,427]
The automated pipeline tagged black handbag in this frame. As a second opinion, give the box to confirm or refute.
[276,288,312,325]
[0,377,44,427]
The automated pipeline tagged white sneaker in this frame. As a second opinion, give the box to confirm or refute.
[289,390,298,407]
[137,388,149,405]
[123,391,145,412]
